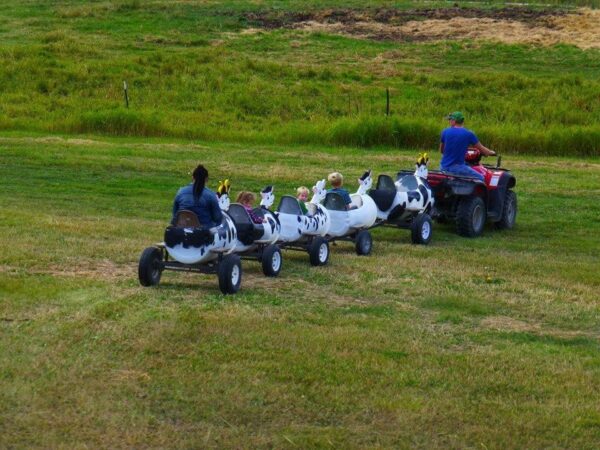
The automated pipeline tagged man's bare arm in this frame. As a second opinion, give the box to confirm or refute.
[474,142,496,156]
[439,142,444,154]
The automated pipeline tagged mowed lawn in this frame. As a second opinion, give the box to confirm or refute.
[1,136,599,448]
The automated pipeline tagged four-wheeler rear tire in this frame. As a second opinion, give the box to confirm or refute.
[456,195,486,238]
[495,190,517,230]
[138,247,163,286]
[355,230,373,256]
[261,244,282,277]
[411,213,433,245]
[218,254,242,294]
[309,236,329,266]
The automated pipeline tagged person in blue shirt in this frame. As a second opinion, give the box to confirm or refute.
[171,164,222,228]
[440,111,496,181]
[327,172,356,210]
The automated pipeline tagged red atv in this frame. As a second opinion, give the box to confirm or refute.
[425,149,517,237]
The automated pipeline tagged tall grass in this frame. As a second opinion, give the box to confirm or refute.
[0,1,599,155]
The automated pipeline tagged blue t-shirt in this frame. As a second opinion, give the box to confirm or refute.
[440,127,479,169]
[328,187,352,205]
[172,184,222,228]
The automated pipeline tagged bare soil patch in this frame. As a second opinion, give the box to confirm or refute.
[244,7,600,49]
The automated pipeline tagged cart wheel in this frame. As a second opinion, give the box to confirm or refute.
[411,213,433,245]
[308,237,329,266]
[138,247,163,286]
[218,254,242,294]
[355,230,372,256]
[261,244,282,277]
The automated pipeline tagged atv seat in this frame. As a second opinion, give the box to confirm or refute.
[227,204,264,245]
[174,210,201,228]
[277,195,303,215]
[323,193,347,211]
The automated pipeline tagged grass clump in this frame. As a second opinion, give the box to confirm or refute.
[69,109,166,137]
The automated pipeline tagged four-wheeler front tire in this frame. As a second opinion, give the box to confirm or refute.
[309,237,329,266]
[261,244,282,277]
[495,190,517,230]
[411,213,433,245]
[355,230,373,256]
[138,247,163,286]
[218,254,242,294]
[456,195,486,238]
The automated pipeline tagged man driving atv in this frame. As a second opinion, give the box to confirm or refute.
[439,111,496,181]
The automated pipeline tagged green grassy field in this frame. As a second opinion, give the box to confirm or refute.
[2,0,600,447]
[0,0,599,155]
[1,136,599,448]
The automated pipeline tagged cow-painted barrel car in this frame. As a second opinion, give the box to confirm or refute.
[368,154,435,245]
[320,170,378,255]
[270,180,332,266]
[219,183,284,277]
[138,182,242,294]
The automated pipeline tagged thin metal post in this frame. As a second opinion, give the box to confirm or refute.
[123,81,129,108]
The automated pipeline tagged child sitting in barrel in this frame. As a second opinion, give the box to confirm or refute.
[296,186,310,215]
[327,172,355,210]
[236,191,266,224]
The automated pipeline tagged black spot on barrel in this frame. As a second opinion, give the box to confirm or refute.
[418,185,429,206]
[297,216,301,222]
[407,191,421,203]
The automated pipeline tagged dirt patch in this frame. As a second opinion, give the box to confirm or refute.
[0,260,134,281]
[243,7,600,49]
[480,315,599,340]
[244,7,565,29]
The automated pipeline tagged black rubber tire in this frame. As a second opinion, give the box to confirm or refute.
[261,244,282,277]
[456,195,486,238]
[354,230,373,256]
[308,237,329,266]
[218,254,242,294]
[411,213,433,245]
[495,190,517,230]
[138,247,163,287]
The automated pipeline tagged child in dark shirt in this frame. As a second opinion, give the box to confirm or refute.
[236,191,266,224]
[327,172,355,210]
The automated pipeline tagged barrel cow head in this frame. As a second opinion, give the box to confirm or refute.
[415,153,429,179]
[216,179,231,211]
[356,169,373,195]
[310,179,327,204]
[260,185,275,209]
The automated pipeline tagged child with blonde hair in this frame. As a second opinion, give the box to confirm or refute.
[327,172,354,210]
[236,191,266,224]
[296,186,309,214]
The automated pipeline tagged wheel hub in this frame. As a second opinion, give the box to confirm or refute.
[231,265,240,285]
[271,252,281,271]
[319,243,328,262]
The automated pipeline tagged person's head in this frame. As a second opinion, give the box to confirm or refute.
[296,186,309,201]
[236,191,256,207]
[446,111,465,126]
[192,164,209,201]
[328,172,344,188]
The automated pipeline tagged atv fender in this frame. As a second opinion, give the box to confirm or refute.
[447,179,487,197]
[487,172,515,221]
